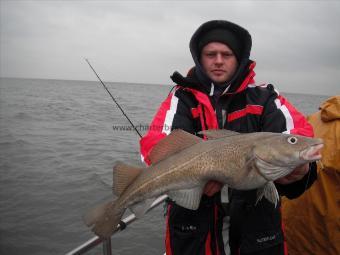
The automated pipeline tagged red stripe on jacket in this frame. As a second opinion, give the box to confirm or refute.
[225,61,256,95]
[185,88,219,130]
[227,105,264,122]
[234,62,256,94]
[205,232,213,255]
[165,204,173,255]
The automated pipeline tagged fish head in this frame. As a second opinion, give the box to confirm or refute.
[253,133,323,181]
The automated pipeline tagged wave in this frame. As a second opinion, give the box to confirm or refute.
[0,138,32,148]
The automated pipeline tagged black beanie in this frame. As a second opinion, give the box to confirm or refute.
[198,28,241,62]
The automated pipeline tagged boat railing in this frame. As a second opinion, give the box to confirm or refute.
[65,195,168,255]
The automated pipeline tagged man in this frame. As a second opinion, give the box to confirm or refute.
[140,20,317,255]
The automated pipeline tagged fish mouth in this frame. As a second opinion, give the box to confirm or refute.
[300,143,324,161]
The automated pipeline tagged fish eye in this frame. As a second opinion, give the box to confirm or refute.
[287,136,298,144]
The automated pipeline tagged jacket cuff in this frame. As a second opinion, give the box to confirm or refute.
[276,162,317,199]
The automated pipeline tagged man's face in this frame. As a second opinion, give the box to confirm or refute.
[200,42,238,84]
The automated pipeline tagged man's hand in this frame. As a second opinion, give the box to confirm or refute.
[203,180,223,196]
[275,163,309,185]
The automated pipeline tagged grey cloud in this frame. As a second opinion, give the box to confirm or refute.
[1,1,339,95]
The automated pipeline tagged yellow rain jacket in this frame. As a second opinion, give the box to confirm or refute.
[282,95,340,255]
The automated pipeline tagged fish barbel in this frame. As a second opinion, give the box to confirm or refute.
[84,129,323,238]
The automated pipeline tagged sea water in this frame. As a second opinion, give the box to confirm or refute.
[0,77,329,255]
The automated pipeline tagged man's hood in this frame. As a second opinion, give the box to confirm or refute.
[189,20,252,93]
[320,96,340,122]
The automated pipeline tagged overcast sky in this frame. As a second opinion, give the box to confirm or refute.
[1,0,339,95]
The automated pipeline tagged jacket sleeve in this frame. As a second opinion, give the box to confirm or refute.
[139,87,195,165]
[260,86,317,199]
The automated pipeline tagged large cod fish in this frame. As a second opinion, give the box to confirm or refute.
[84,129,323,238]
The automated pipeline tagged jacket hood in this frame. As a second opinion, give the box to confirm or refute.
[189,20,252,93]
[320,96,340,122]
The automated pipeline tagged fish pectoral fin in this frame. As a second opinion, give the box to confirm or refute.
[168,186,203,210]
[254,157,291,181]
[256,182,279,208]
[129,198,155,218]
[149,129,202,164]
[113,162,144,196]
[198,129,240,139]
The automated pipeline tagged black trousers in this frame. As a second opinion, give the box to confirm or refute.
[229,190,287,255]
[166,194,226,255]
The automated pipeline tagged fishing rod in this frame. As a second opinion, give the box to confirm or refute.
[82,59,168,252]
[85,58,142,138]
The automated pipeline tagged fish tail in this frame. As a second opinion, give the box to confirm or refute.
[83,200,125,238]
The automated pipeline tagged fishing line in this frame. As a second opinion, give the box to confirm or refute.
[85,58,142,138]
[85,58,144,233]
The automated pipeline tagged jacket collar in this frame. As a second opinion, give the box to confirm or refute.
[170,60,256,96]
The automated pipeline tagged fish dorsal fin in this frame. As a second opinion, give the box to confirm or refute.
[168,186,204,210]
[112,161,143,196]
[198,129,240,139]
[149,129,202,164]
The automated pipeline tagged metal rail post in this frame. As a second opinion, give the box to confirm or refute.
[102,238,112,255]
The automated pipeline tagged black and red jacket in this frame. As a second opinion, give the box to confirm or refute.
[140,63,316,255]
[140,20,317,255]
